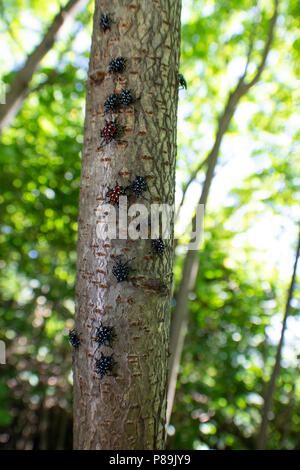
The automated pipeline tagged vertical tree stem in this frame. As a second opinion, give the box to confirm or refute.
[257,225,300,449]
[73,0,181,450]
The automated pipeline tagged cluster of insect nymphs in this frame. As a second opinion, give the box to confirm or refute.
[104,176,148,207]
[68,321,117,380]
[94,322,117,379]
[98,57,129,147]
[79,11,175,382]
[98,44,136,147]
[104,89,135,114]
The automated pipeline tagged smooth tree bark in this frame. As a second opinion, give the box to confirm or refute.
[256,225,300,450]
[167,0,279,424]
[0,0,85,132]
[73,0,181,450]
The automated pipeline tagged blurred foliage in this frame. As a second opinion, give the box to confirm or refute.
[171,0,300,451]
[0,0,91,449]
[0,0,300,450]
[169,223,300,450]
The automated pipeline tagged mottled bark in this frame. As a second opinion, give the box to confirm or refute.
[73,0,181,450]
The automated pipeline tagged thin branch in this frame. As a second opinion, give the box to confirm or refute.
[176,0,278,224]
[0,4,25,54]
[241,0,259,79]
[246,0,279,88]
[175,154,210,223]
[256,224,300,450]
[26,20,86,98]
[25,70,60,97]
[0,0,85,133]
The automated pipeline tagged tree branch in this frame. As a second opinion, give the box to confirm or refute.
[240,0,259,80]
[176,0,278,223]
[175,154,210,223]
[0,0,85,133]
[245,0,279,88]
[0,3,25,54]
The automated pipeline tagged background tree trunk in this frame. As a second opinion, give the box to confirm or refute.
[73,0,181,450]
[256,225,300,449]
[166,0,279,425]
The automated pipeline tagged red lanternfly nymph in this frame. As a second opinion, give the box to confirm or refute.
[105,183,127,207]
[127,175,148,199]
[119,89,134,109]
[108,57,126,74]
[95,353,116,380]
[112,257,135,283]
[95,322,116,348]
[151,238,165,257]
[100,13,111,32]
[178,73,187,90]
[69,329,80,349]
[104,93,121,114]
[100,119,124,145]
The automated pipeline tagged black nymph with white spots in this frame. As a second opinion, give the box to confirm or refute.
[127,176,148,199]
[109,57,126,74]
[112,257,134,283]
[95,353,116,379]
[178,73,187,90]
[151,238,165,257]
[95,323,116,348]
[119,89,134,109]
[104,93,120,114]
[69,329,80,348]
[100,13,111,32]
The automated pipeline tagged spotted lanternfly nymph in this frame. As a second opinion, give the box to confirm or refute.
[112,257,134,283]
[127,176,148,199]
[119,89,134,109]
[100,119,124,145]
[106,183,127,207]
[95,353,116,379]
[100,13,111,32]
[151,238,165,257]
[109,57,126,74]
[95,322,116,348]
[69,329,80,348]
[178,73,187,90]
[104,93,121,114]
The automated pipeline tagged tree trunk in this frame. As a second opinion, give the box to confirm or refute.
[73,0,181,450]
[256,225,300,450]
[0,0,84,132]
